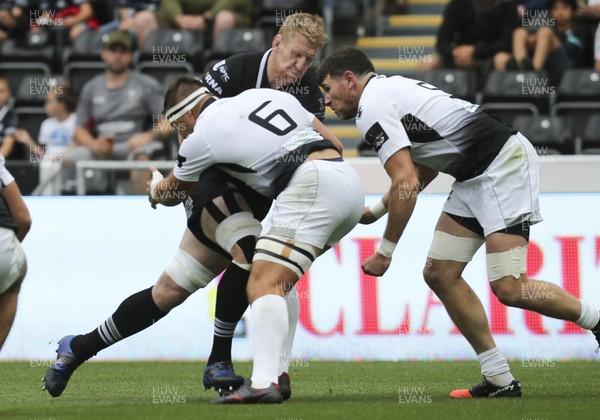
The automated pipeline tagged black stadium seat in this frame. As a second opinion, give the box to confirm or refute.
[205,28,267,63]
[481,71,549,126]
[419,69,476,102]
[63,62,105,95]
[581,114,600,154]
[0,64,51,97]
[63,30,108,65]
[135,30,204,71]
[15,74,64,107]
[0,31,57,71]
[513,115,573,155]
[551,69,600,141]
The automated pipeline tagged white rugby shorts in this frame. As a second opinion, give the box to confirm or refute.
[443,132,543,236]
[0,227,26,294]
[265,159,364,249]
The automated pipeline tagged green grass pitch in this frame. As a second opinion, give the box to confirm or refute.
[1,360,598,419]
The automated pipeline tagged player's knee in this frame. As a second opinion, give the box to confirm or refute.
[491,278,524,307]
[153,271,192,311]
[423,261,453,292]
[487,246,527,307]
[229,235,257,269]
[164,248,217,293]
[215,212,261,268]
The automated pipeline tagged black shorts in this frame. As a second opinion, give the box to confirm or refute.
[184,167,272,258]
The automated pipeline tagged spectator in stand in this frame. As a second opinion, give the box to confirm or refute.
[499,0,585,84]
[111,0,160,47]
[0,0,30,44]
[96,0,160,47]
[62,32,170,194]
[0,76,18,159]
[576,0,600,70]
[417,0,520,75]
[14,84,77,195]
[141,0,253,42]
[37,0,100,41]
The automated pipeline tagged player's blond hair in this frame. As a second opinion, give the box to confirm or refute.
[278,13,327,50]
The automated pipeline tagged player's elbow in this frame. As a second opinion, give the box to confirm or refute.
[15,214,32,241]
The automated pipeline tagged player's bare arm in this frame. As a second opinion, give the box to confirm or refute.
[312,118,343,154]
[74,126,111,157]
[361,147,419,277]
[1,181,31,242]
[146,167,195,208]
[360,160,438,225]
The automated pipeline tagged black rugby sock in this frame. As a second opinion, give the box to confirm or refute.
[207,263,250,365]
[71,287,168,360]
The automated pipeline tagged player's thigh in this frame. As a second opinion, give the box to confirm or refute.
[186,168,268,263]
[267,160,364,250]
[178,228,230,275]
[424,212,484,285]
[157,228,230,299]
[450,133,542,237]
[0,228,27,295]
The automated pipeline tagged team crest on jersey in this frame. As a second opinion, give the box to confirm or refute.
[176,154,187,168]
[364,122,389,152]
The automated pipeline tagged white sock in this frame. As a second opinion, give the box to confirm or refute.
[250,294,288,389]
[575,300,600,330]
[478,348,514,387]
[278,288,299,376]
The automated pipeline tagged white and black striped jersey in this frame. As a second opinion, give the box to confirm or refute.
[174,89,334,197]
[357,75,516,181]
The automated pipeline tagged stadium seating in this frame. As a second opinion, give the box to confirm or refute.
[0,31,57,71]
[254,0,321,38]
[14,107,47,143]
[513,115,573,155]
[205,28,268,63]
[134,29,204,72]
[14,74,64,107]
[62,30,108,66]
[551,69,600,142]
[481,71,548,126]
[581,114,600,154]
[0,63,51,98]
[419,69,476,102]
[356,36,434,78]
[63,62,105,95]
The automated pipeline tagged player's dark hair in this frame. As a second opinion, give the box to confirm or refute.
[163,76,205,114]
[316,47,375,84]
[548,0,577,11]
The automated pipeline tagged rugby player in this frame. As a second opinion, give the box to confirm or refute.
[317,46,600,398]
